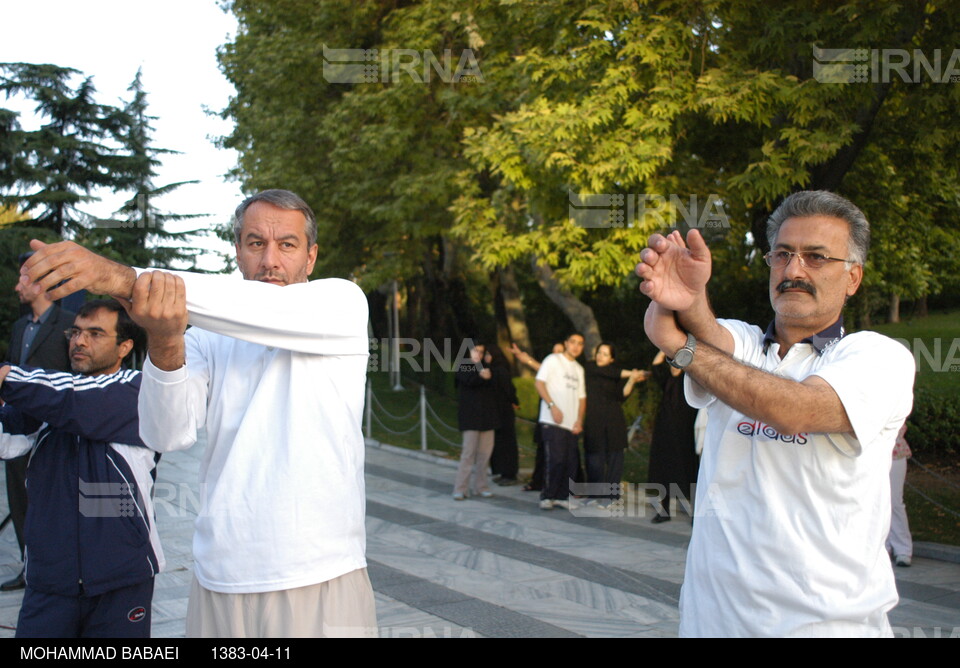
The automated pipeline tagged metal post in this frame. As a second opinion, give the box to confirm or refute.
[392,279,403,390]
[365,381,372,440]
[420,385,427,451]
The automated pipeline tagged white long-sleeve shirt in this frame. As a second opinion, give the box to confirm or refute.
[137,271,369,594]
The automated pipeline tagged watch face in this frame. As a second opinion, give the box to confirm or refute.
[674,348,694,368]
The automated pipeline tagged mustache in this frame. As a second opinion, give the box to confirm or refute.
[777,279,816,295]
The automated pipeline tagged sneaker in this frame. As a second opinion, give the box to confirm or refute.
[894,555,912,567]
[480,491,494,498]
[553,499,578,510]
[539,499,554,510]
[453,493,466,501]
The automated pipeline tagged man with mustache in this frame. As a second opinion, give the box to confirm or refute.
[19,190,375,638]
[0,300,160,637]
[636,190,914,637]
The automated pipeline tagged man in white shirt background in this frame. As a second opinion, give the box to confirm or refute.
[534,333,586,511]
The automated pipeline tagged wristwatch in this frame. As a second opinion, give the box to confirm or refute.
[668,333,696,369]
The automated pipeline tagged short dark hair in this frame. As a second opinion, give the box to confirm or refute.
[76,299,142,359]
[232,189,317,247]
[767,190,870,265]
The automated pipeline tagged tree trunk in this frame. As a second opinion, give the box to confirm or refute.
[888,293,900,323]
[530,256,602,358]
[495,265,534,376]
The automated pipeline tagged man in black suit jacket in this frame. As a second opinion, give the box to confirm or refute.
[2,267,75,591]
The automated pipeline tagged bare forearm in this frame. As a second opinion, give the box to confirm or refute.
[535,380,552,405]
[686,341,852,435]
[675,291,733,354]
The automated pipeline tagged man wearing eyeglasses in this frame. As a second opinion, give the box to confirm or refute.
[636,190,914,637]
[0,300,160,637]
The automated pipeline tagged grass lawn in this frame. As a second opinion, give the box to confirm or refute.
[866,309,960,394]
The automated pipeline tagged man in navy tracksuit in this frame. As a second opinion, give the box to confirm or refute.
[0,299,162,638]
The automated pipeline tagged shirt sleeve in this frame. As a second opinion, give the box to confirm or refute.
[0,404,41,459]
[135,269,369,355]
[138,329,210,453]
[0,366,143,446]
[811,332,915,454]
[535,355,555,383]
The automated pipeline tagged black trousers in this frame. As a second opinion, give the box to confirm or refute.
[540,424,579,501]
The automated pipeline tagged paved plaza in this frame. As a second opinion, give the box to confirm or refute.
[2,438,959,638]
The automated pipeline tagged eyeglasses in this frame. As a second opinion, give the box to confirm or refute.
[64,327,122,343]
[763,250,855,269]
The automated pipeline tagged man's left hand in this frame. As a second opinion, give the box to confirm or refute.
[635,229,712,311]
[21,240,137,301]
[125,272,188,371]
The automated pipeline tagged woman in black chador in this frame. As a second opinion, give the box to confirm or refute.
[647,351,700,523]
[582,342,647,504]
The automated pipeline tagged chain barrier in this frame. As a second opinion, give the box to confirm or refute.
[910,458,960,492]
[366,382,461,451]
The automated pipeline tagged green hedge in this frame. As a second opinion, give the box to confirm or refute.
[907,387,960,459]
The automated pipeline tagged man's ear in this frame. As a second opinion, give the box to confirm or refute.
[845,263,863,297]
[118,338,135,362]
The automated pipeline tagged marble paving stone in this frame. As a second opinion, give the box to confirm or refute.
[367,520,679,637]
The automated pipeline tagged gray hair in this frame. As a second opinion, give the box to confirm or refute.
[232,189,318,247]
[766,190,870,265]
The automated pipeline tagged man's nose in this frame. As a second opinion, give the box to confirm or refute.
[260,242,281,267]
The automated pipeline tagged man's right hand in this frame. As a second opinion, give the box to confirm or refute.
[635,229,712,311]
[21,240,137,301]
[550,405,564,424]
[126,272,188,372]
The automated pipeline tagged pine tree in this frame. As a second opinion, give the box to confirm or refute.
[0,62,138,235]
[80,69,207,269]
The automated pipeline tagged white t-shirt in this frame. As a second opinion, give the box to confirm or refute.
[680,319,915,637]
[536,353,586,431]
[137,271,369,594]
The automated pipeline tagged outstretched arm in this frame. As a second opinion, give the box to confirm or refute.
[635,230,733,354]
[643,301,851,435]
[0,365,143,445]
[22,240,369,356]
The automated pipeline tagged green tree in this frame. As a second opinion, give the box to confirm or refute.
[80,70,208,269]
[0,63,138,235]
[218,0,960,359]
[451,1,960,326]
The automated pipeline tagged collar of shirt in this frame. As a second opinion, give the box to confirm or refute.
[762,316,845,356]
